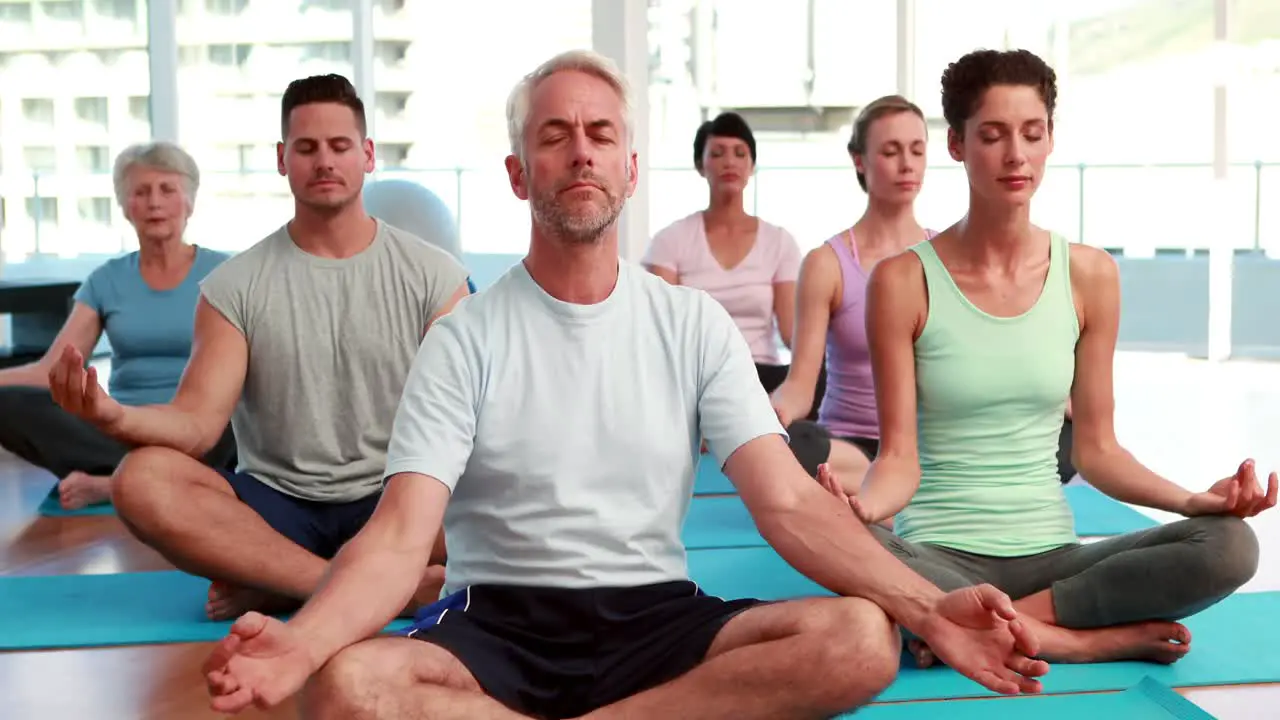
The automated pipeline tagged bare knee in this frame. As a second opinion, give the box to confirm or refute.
[301,640,409,719]
[794,598,900,710]
[111,446,216,531]
[300,638,478,719]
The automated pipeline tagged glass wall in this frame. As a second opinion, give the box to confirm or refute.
[0,0,152,261]
[175,0,355,253]
[377,0,593,256]
[3,0,1279,355]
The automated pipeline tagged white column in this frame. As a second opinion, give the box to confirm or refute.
[352,0,376,138]
[147,0,180,142]
[896,0,916,99]
[1207,0,1232,361]
[593,0,650,265]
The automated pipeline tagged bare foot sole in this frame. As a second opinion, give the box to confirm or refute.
[1078,621,1191,664]
[58,472,112,510]
[907,620,1192,668]
[400,565,447,618]
[206,582,299,621]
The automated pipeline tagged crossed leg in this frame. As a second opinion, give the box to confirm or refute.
[581,597,900,719]
[869,517,1258,665]
[300,597,900,720]
[112,446,446,620]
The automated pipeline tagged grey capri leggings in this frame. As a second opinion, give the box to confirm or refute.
[869,515,1258,629]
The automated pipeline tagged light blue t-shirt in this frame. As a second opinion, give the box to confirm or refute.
[384,261,786,594]
[74,246,230,406]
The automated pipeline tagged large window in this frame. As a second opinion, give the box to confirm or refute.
[0,0,150,262]
[369,0,593,255]
[175,1,353,253]
[647,0,902,251]
[1227,1,1280,258]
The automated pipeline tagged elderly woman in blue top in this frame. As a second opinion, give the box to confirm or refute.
[0,142,234,510]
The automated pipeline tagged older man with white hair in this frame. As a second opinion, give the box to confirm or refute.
[200,51,1049,720]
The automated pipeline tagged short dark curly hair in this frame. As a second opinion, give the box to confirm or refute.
[693,112,757,172]
[940,49,1057,135]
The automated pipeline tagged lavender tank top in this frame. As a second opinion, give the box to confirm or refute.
[817,228,936,439]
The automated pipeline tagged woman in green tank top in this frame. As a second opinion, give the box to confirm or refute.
[821,48,1276,668]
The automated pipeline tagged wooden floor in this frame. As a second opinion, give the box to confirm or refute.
[1,352,1278,718]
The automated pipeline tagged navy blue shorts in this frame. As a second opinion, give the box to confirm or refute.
[405,580,762,719]
[219,471,380,559]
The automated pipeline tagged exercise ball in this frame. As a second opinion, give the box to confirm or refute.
[363,179,462,261]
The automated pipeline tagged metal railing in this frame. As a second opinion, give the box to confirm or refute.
[3,160,1279,262]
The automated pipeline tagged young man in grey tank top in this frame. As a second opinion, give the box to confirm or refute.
[47,74,471,621]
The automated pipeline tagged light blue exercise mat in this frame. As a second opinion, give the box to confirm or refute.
[0,571,412,650]
[690,455,1157,536]
[37,487,115,517]
[852,677,1216,719]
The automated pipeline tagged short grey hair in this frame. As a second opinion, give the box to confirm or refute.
[112,141,200,209]
[506,49,634,166]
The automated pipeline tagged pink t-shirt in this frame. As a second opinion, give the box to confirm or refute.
[643,212,801,365]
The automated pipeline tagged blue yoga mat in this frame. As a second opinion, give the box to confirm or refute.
[854,677,1214,720]
[682,490,1155,551]
[693,454,736,494]
[691,456,1157,536]
[0,571,412,650]
[37,487,115,517]
[687,545,1280,701]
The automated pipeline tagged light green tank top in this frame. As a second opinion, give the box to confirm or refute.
[895,233,1080,556]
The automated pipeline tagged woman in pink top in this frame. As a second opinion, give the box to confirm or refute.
[644,112,817,414]
[771,95,935,490]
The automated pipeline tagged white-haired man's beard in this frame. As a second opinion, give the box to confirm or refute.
[529,170,626,245]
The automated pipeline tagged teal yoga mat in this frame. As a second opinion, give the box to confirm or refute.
[693,454,736,494]
[682,490,1155,551]
[0,571,412,651]
[691,457,1157,537]
[853,677,1214,720]
[37,487,115,517]
[686,545,1280,701]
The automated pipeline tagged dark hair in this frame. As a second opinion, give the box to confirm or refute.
[280,74,367,140]
[940,49,1057,136]
[693,112,757,172]
[847,95,926,192]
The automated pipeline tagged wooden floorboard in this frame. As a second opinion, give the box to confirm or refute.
[0,461,301,719]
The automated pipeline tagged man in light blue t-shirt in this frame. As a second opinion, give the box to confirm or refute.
[201,52,1049,719]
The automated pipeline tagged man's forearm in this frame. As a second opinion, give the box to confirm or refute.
[288,532,427,672]
[1077,445,1191,514]
[108,405,213,456]
[756,496,942,633]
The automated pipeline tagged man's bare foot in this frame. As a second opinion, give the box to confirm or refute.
[907,620,1192,668]
[206,582,299,621]
[907,639,936,668]
[399,565,447,618]
[59,472,112,510]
